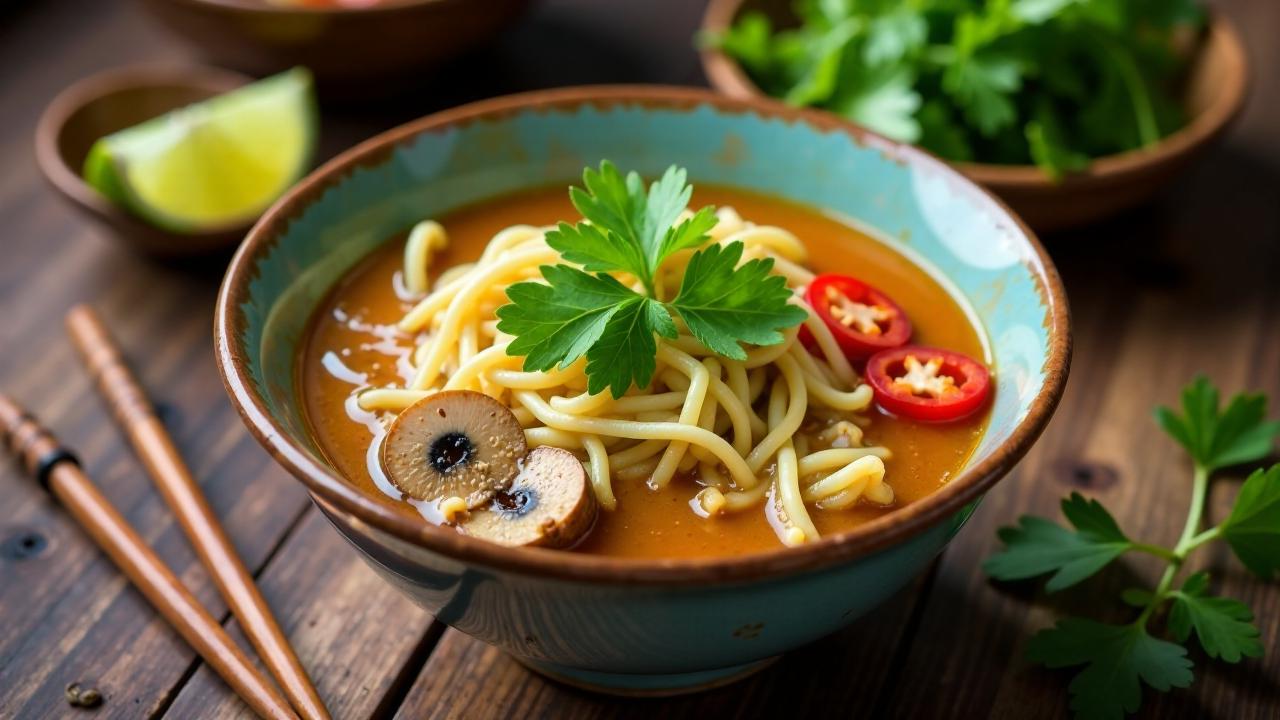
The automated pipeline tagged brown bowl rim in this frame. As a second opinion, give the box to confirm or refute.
[34,63,256,239]
[169,0,466,16]
[698,2,1249,189]
[215,85,1072,585]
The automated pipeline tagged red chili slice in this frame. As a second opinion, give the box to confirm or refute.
[802,274,912,360]
[866,346,991,423]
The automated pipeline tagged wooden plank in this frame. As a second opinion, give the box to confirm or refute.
[0,4,313,717]
[885,0,1280,712]
[161,509,439,720]
[392,574,932,719]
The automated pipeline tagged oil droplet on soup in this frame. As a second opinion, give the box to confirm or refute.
[299,186,990,559]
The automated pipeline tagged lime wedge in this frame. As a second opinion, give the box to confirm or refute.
[84,67,316,233]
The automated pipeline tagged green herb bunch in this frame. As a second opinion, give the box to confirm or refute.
[496,162,808,398]
[985,377,1280,719]
[706,0,1203,179]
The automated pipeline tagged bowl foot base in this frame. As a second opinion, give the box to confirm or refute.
[515,655,778,697]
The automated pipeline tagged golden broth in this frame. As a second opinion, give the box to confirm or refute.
[300,186,989,559]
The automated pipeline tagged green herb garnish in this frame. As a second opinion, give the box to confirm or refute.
[496,162,808,398]
[704,0,1203,179]
[985,377,1280,719]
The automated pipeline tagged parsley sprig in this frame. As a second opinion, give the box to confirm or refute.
[985,377,1280,719]
[705,0,1203,180]
[495,162,808,398]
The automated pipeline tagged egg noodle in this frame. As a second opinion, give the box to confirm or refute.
[358,208,894,546]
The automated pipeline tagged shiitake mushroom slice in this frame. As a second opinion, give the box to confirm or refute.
[463,446,597,548]
[381,390,527,508]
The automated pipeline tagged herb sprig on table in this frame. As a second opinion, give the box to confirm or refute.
[705,0,1203,179]
[496,162,808,398]
[985,377,1280,719]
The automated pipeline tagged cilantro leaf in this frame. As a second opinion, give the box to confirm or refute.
[1168,572,1263,662]
[943,53,1022,137]
[656,206,718,265]
[831,63,922,143]
[1027,619,1193,720]
[669,242,808,361]
[496,265,639,372]
[544,220,647,277]
[862,8,926,66]
[1220,464,1280,579]
[583,296,670,398]
[985,493,1133,591]
[498,163,805,396]
[1155,376,1280,472]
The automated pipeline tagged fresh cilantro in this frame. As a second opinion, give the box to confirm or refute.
[670,242,807,361]
[984,493,1133,591]
[1027,619,1193,720]
[706,0,1202,179]
[1168,572,1263,662]
[986,378,1280,719]
[1219,465,1280,579]
[496,163,806,397]
[1155,376,1280,472]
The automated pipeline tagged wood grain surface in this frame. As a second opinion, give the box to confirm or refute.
[0,0,1276,718]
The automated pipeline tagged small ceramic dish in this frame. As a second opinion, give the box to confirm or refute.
[215,86,1070,695]
[137,0,533,96]
[699,0,1249,232]
[35,65,252,257]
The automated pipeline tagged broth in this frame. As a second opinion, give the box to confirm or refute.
[300,186,989,559]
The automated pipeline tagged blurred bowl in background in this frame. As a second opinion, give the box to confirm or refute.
[136,0,533,97]
[700,0,1249,232]
[35,64,253,257]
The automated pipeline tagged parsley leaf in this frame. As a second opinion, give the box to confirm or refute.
[1219,464,1280,579]
[832,64,922,143]
[1168,572,1263,662]
[707,0,1204,179]
[943,53,1023,137]
[1155,376,1280,472]
[582,296,673,397]
[862,8,926,66]
[499,163,806,397]
[669,242,809,361]
[985,493,1133,591]
[1027,619,1194,720]
[496,265,639,373]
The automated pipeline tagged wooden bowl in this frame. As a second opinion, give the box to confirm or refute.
[35,65,253,257]
[136,0,533,97]
[700,0,1249,231]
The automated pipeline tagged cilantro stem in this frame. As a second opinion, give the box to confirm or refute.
[1137,464,1212,625]
[1098,36,1161,148]
[1131,542,1180,562]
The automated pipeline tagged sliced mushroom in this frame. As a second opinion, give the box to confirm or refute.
[380,390,527,508]
[463,446,597,548]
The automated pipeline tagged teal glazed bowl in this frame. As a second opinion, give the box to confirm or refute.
[215,86,1070,695]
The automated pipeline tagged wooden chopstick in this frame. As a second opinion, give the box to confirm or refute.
[0,394,298,720]
[64,305,330,720]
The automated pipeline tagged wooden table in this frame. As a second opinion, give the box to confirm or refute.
[2,1,1277,717]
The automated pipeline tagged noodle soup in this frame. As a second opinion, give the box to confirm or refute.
[301,175,989,559]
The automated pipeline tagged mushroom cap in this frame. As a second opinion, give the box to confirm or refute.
[380,390,527,507]
[463,446,597,548]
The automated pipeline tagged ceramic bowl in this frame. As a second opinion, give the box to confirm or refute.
[215,86,1071,695]
[35,65,252,257]
[137,0,532,96]
[700,0,1249,232]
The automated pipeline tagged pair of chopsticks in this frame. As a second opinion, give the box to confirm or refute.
[0,305,329,720]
